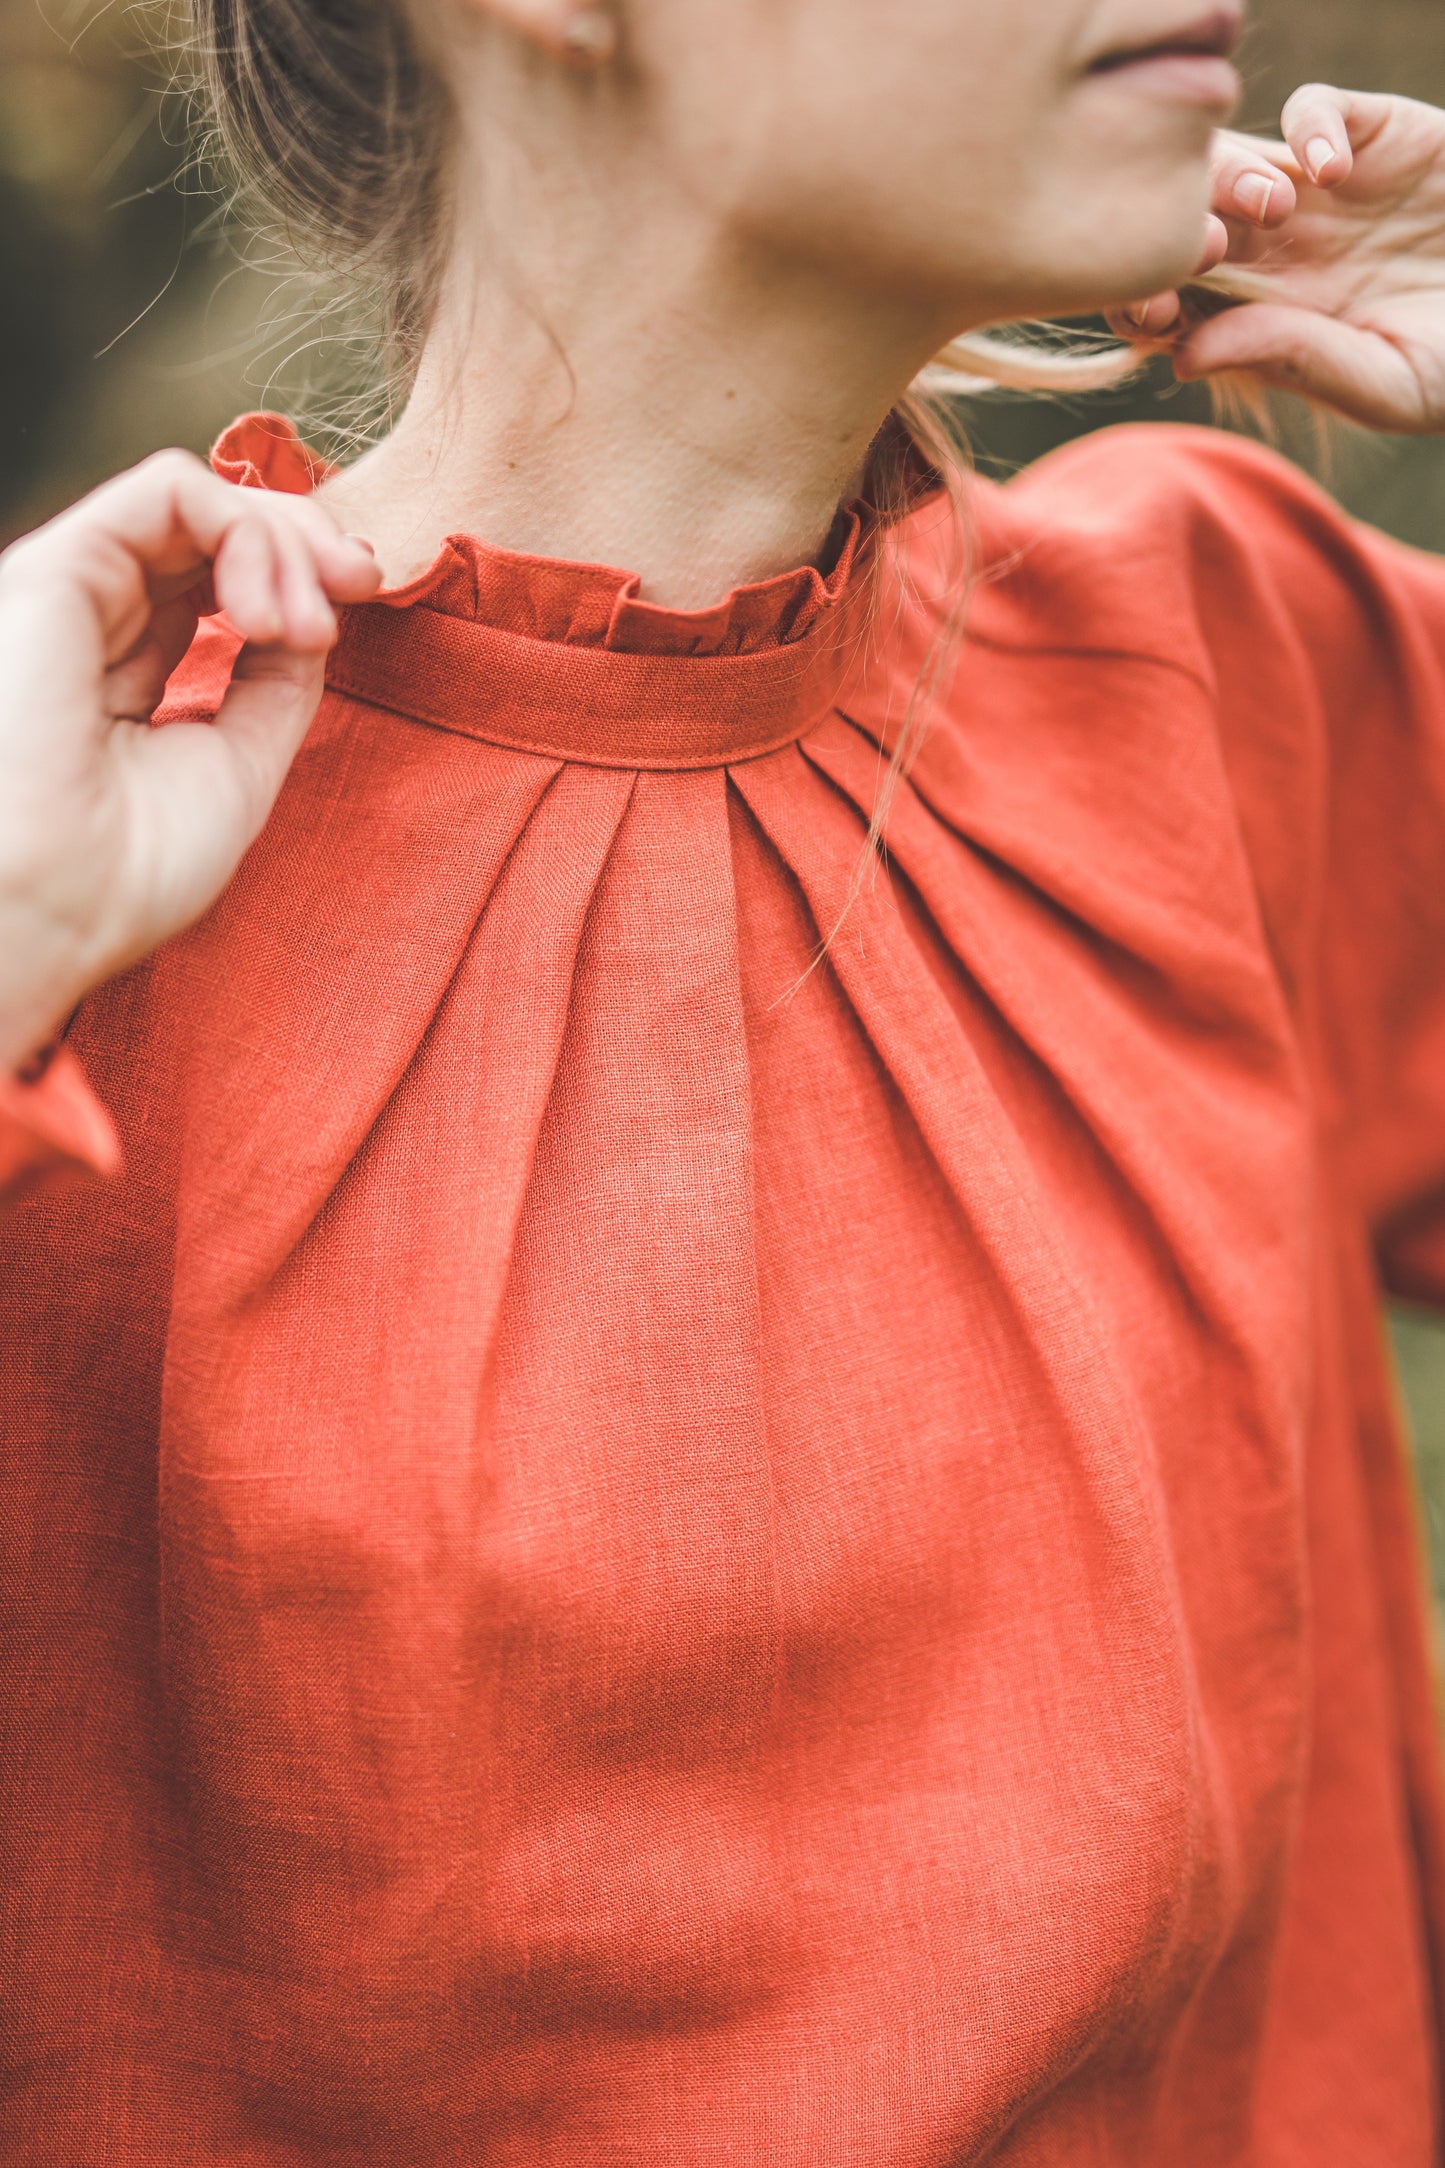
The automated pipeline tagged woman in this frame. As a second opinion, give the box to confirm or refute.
[4,0,1445,2156]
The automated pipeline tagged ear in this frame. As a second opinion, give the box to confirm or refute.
[462,0,617,65]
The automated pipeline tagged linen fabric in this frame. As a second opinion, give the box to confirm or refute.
[4,411,1445,2164]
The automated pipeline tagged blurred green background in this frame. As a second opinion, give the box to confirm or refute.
[4,0,1445,1607]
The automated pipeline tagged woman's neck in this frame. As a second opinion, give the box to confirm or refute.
[319,121,951,608]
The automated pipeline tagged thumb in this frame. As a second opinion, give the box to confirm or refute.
[126,640,327,940]
[204,640,329,848]
[1172,301,1430,431]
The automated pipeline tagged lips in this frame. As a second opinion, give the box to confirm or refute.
[1088,6,1244,73]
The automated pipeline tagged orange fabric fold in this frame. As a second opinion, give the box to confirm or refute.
[0,1042,121,1197]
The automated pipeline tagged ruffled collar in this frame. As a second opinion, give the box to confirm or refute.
[210,412,871,662]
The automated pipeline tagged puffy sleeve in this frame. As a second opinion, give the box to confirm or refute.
[978,421,1445,1304]
[1153,429,1445,1304]
[1308,519,1445,1305]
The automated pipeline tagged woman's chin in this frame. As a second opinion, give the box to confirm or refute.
[1023,233,1207,326]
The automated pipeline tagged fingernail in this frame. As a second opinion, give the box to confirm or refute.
[1305,136,1337,181]
[1234,173,1275,224]
[344,533,376,557]
[1123,303,1150,329]
[561,7,616,62]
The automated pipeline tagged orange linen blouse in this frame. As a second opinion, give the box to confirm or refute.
[4,410,1445,2166]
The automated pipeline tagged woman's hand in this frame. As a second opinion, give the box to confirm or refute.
[1109,86,1445,433]
[0,450,380,1072]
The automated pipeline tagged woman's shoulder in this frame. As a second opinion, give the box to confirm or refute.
[870,422,1445,1031]
[955,421,1387,677]
[985,417,1331,532]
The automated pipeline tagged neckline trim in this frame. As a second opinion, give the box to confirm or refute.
[210,411,880,770]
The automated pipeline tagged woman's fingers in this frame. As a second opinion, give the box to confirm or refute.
[103,643,328,965]
[209,515,337,651]
[211,518,287,646]
[277,497,380,604]
[1209,134,1298,227]
[1196,212,1232,277]
[1113,86,1415,364]
[204,494,379,647]
[1278,83,1395,187]
[17,449,379,663]
[0,452,383,1054]
[1106,292,1182,341]
[1172,300,1431,430]
[211,642,329,824]
[104,598,203,724]
[139,637,329,901]
[268,514,342,650]
[1106,213,1231,344]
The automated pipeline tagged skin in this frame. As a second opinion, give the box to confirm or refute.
[2,0,1445,1074]
[321,0,1248,596]
[1123,84,1445,426]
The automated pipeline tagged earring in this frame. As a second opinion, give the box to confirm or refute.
[560,6,617,64]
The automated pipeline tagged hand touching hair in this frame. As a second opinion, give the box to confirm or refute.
[1107,85,1445,432]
